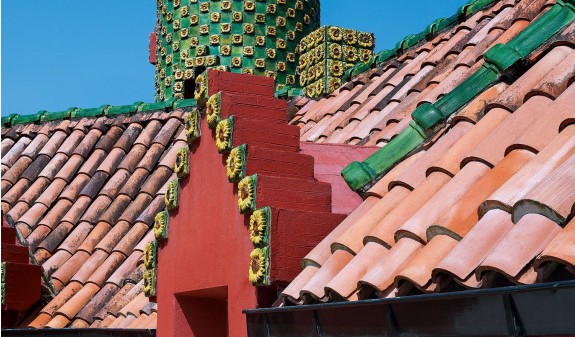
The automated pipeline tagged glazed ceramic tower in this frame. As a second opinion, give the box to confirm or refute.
[154,0,320,101]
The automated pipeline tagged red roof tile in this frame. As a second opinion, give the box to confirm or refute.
[1,111,185,328]
[282,0,575,305]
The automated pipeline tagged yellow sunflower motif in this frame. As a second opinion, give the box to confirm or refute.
[265,71,276,79]
[232,34,243,44]
[184,69,194,80]
[329,26,343,41]
[266,26,276,36]
[232,12,243,22]
[190,37,199,47]
[296,22,303,32]
[287,8,295,18]
[360,49,373,63]
[184,109,201,142]
[255,14,266,23]
[244,23,254,34]
[210,12,221,23]
[316,79,325,95]
[276,17,286,27]
[287,53,295,63]
[174,0,180,7]
[238,175,257,213]
[210,35,220,45]
[307,66,315,82]
[174,70,184,80]
[195,56,205,67]
[221,23,231,33]
[174,81,183,92]
[266,48,276,59]
[173,20,180,31]
[287,74,295,85]
[243,68,254,75]
[244,1,255,11]
[358,32,374,48]
[143,269,156,297]
[185,58,194,68]
[199,25,209,35]
[166,33,172,44]
[344,46,358,62]
[215,117,234,153]
[329,77,342,92]
[277,62,286,72]
[180,6,189,17]
[255,59,265,68]
[226,145,246,182]
[248,247,268,285]
[180,28,189,38]
[329,60,344,77]
[180,50,189,59]
[243,46,254,56]
[249,207,270,246]
[221,45,231,56]
[166,12,173,22]
[256,36,265,46]
[194,72,207,104]
[161,26,167,36]
[174,146,190,178]
[267,4,276,13]
[190,15,199,25]
[316,63,324,78]
[221,1,232,10]
[231,56,242,68]
[276,39,286,49]
[306,84,316,98]
[199,2,210,12]
[164,180,179,211]
[154,211,168,240]
[296,0,303,10]
[287,30,295,41]
[344,29,357,45]
[205,93,221,128]
[160,47,167,56]
[143,241,157,270]
[164,77,172,87]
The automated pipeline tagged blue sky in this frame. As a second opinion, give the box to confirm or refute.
[2,0,467,116]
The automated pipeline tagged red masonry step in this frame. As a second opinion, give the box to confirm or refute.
[1,226,17,244]
[253,175,332,213]
[242,145,315,180]
[227,116,301,153]
[219,92,288,125]
[268,208,347,283]
[2,262,42,312]
[207,69,276,98]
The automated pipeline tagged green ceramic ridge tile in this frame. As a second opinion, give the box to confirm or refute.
[138,98,176,112]
[2,98,199,128]
[342,1,575,192]
[342,122,426,192]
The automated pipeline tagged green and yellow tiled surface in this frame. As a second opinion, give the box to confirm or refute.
[155,0,321,101]
[297,26,375,98]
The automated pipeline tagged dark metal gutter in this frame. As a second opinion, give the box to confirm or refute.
[1,328,156,337]
[244,280,575,336]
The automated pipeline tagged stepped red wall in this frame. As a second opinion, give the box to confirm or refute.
[156,70,344,337]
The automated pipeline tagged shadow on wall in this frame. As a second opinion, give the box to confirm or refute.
[175,286,229,337]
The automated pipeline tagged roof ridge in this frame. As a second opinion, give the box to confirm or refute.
[342,0,500,80]
[1,98,197,128]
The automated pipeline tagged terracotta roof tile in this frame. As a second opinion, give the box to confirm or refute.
[282,0,575,306]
